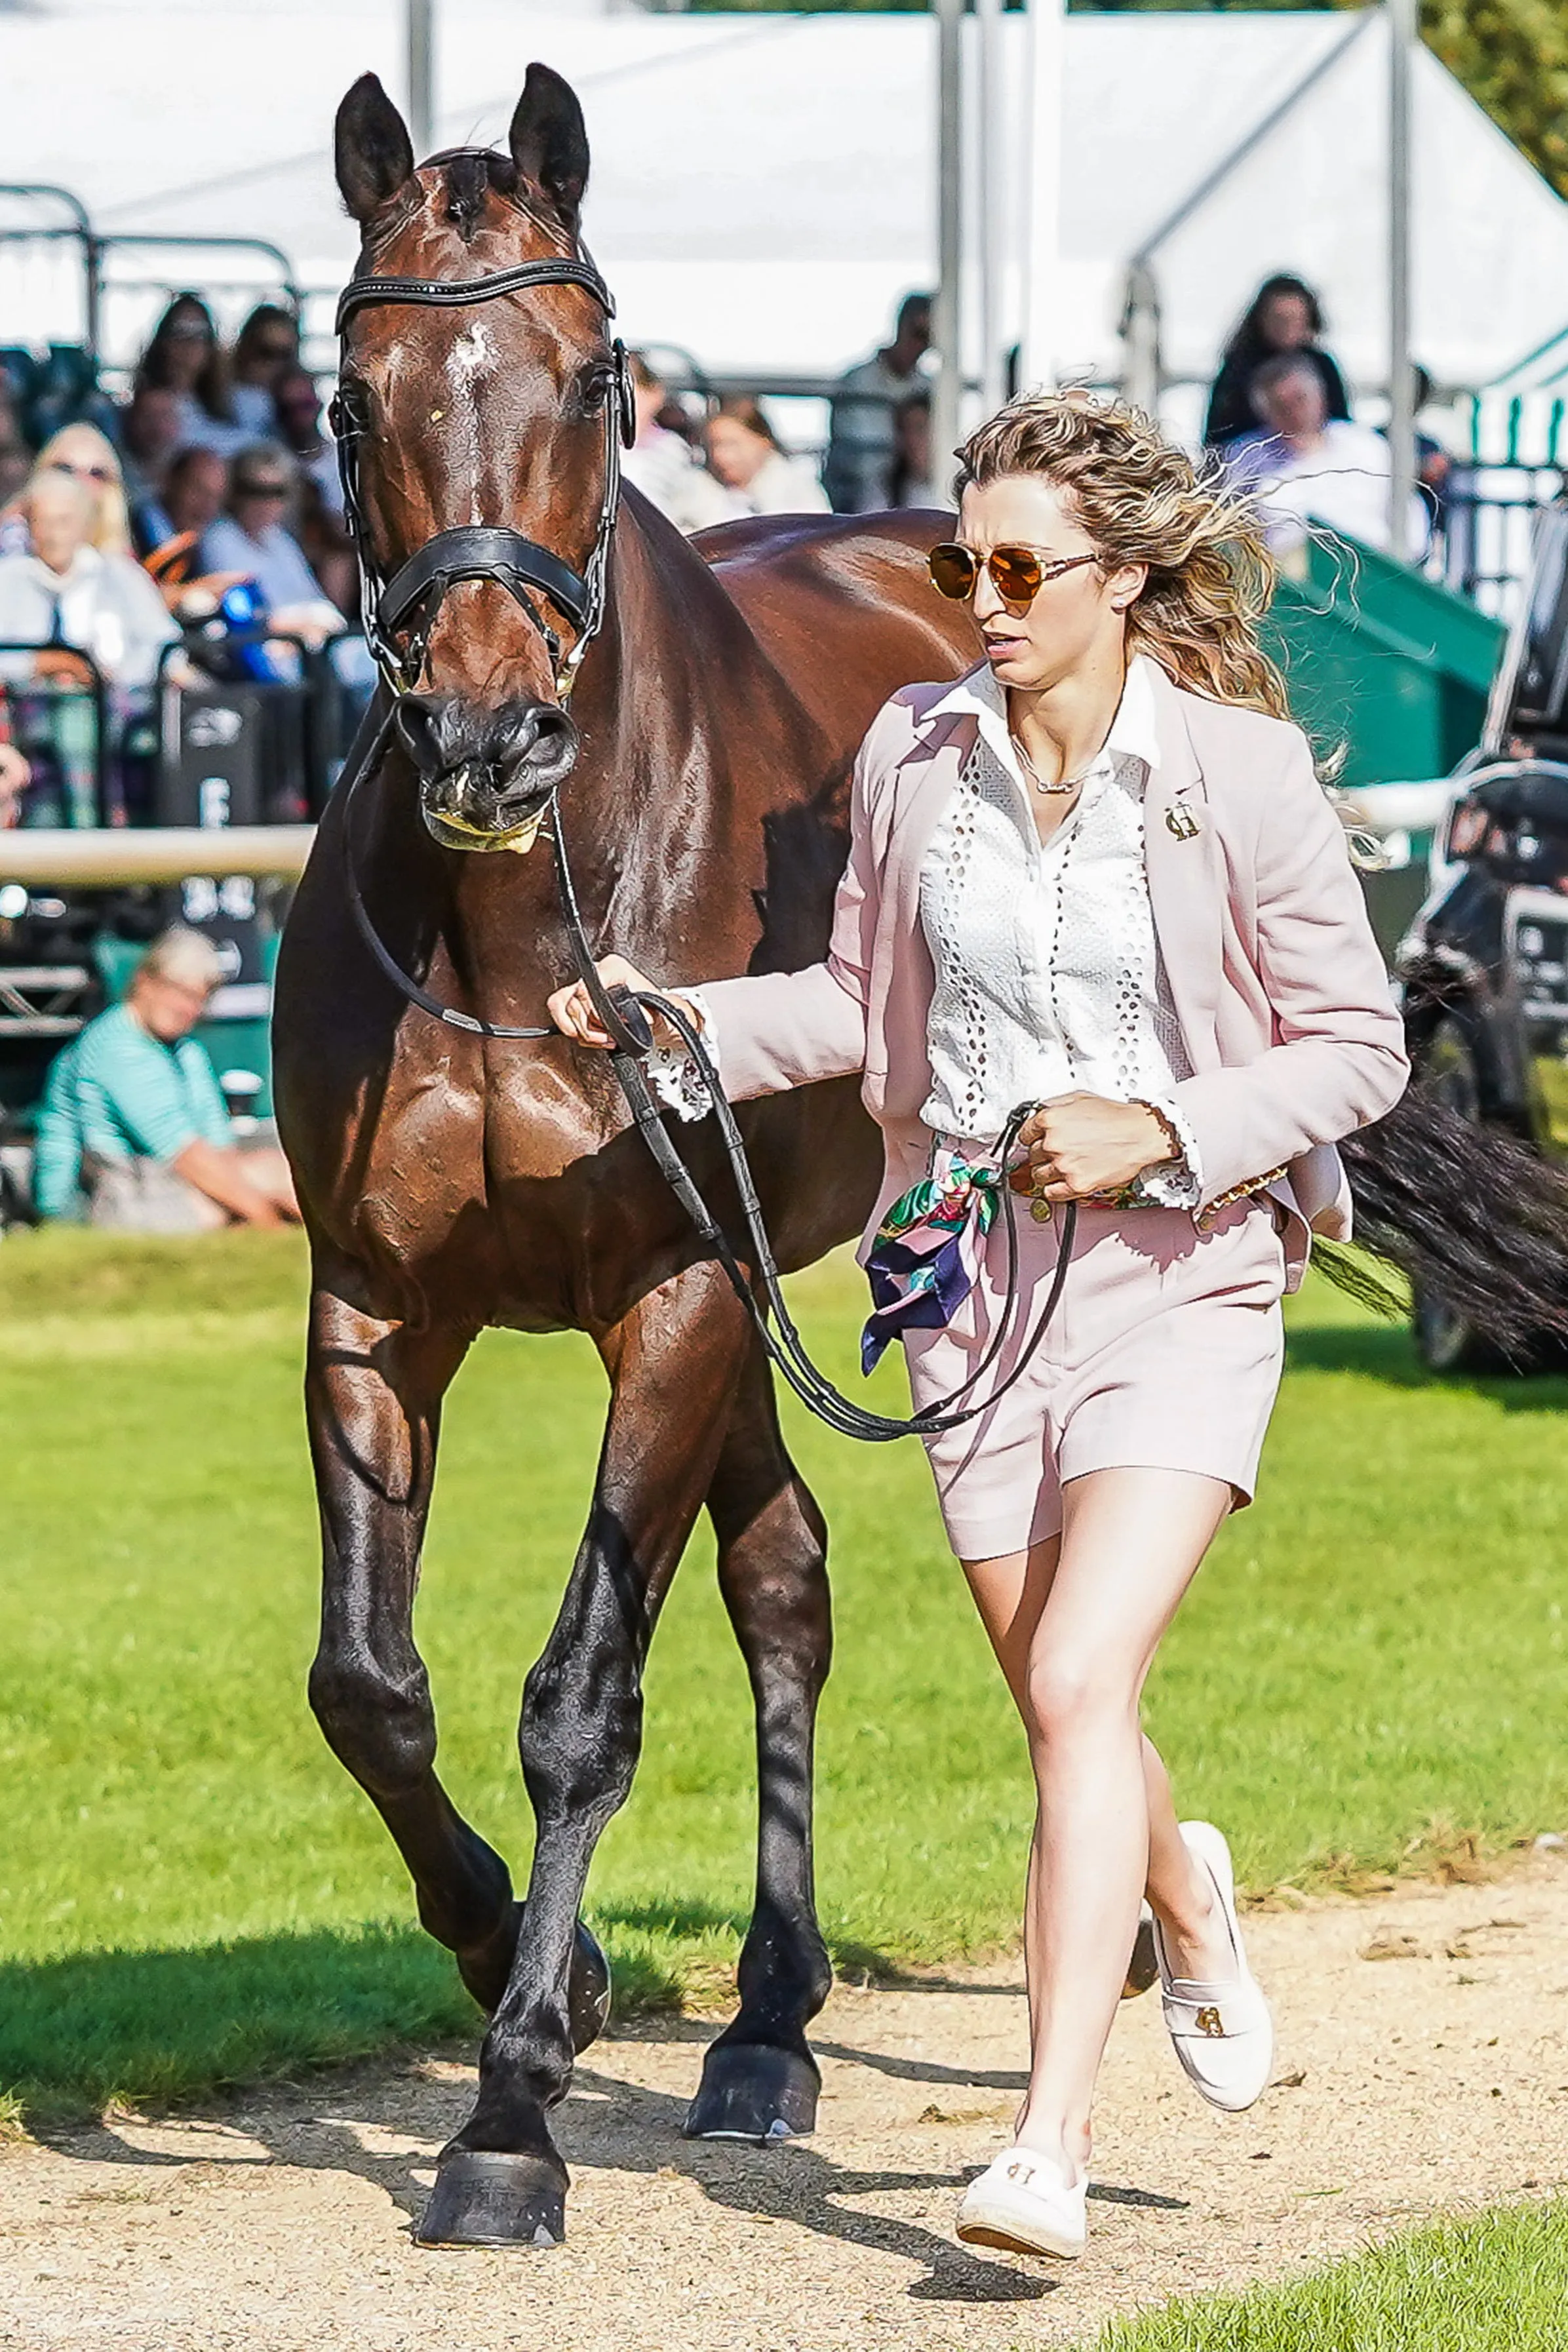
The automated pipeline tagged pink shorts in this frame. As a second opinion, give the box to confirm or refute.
[901,1194,1287,1561]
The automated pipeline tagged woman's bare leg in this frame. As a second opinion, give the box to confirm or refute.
[962,1466,1239,2177]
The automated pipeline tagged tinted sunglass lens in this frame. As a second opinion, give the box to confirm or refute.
[989,547,1044,604]
[928,544,977,600]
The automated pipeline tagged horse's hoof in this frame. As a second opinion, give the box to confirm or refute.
[569,1919,612,2054]
[684,2039,819,2142]
[414,2149,567,2248]
[1122,1910,1159,2000]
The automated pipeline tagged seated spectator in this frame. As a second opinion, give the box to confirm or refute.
[31,928,300,1230]
[621,354,732,536]
[825,293,932,513]
[0,424,132,559]
[0,473,178,823]
[119,385,187,530]
[0,473,176,692]
[133,293,245,458]
[269,368,355,611]
[197,444,345,644]
[704,399,830,519]
[1204,275,1350,450]
[229,304,301,440]
[140,446,233,597]
[1223,353,1421,560]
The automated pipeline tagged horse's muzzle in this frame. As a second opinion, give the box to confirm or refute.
[397,692,580,849]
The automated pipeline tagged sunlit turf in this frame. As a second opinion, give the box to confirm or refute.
[1089,2200,1568,2351]
[3,1226,1567,2111]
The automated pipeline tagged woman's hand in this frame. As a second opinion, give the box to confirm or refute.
[1018,1094,1173,1201]
[547,954,696,1051]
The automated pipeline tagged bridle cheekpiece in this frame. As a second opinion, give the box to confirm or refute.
[330,248,635,707]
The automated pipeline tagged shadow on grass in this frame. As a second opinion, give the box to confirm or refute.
[1286,1320,1568,1409]
[0,1904,960,2119]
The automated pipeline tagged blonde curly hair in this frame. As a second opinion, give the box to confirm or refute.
[954,387,1289,721]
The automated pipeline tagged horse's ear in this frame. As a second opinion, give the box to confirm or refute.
[336,73,416,225]
[509,64,589,233]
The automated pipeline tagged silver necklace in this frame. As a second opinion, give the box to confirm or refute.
[1010,733,1088,796]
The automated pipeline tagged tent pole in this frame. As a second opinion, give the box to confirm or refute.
[1387,0,1417,562]
[933,0,965,493]
[1021,0,1063,393]
[408,0,435,159]
[977,0,1006,415]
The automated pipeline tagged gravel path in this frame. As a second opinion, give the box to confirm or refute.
[6,1859,1568,2351]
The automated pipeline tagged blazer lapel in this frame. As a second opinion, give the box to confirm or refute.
[1144,667,1225,1074]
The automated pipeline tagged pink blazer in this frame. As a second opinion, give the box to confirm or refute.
[697,660,1409,1291]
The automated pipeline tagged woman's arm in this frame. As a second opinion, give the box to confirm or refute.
[550,707,897,1098]
[1165,733,1409,1205]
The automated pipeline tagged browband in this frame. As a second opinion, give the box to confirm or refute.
[336,257,614,333]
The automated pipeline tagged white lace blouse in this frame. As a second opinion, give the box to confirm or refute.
[651,654,1202,1205]
[916,654,1201,1205]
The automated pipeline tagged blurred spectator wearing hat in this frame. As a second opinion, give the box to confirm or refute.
[31,926,299,1231]
[704,399,829,519]
[621,353,731,536]
[133,294,245,459]
[229,304,302,441]
[1204,274,1350,451]
[825,292,932,513]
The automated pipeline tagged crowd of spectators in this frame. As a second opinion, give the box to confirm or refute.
[0,293,355,828]
[1204,272,1449,566]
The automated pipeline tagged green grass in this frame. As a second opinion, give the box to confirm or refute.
[3,1226,1568,2114]
[1091,2200,1568,2350]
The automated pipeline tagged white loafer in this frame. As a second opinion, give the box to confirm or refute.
[956,2145,1087,2261]
[1152,1820,1274,2113]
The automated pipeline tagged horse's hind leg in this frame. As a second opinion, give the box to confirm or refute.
[418,1262,751,2250]
[304,1274,522,2009]
[687,1343,834,2142]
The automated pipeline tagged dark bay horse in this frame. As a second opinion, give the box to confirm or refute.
[274,65,975,2248]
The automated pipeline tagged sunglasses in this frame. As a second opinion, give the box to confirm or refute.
[237,480,289,500]
[49,458,113,484]
[928,543,1099,608]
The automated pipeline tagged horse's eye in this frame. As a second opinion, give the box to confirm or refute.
[575,364,612,416]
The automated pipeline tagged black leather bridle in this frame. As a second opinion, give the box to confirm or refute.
[326,238,1076,1442]
[330,250,635,698]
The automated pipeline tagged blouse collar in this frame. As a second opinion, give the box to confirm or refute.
[926,650,1165,781]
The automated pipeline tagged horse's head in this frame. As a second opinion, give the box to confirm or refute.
[334,65,625,850]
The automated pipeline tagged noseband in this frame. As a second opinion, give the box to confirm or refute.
[331,250,635,698]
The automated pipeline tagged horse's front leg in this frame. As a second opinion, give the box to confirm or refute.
[417,1259,752,2249]
[686,1339,834,2142]
[304,1272,520,2006]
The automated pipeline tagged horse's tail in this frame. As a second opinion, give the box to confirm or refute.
[1333,1093,1568,1353]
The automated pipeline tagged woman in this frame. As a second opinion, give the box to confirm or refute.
[0,424,132,559]
[704,397,830,518]
[550,389,1406,2264]
[133,294,243,457]
[1204,274,1350,450]
[229,303,302,439]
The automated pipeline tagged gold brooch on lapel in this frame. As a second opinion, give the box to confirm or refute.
[1165,803,1201,841]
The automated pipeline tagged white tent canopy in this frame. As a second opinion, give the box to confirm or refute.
[3,1,1566,395]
